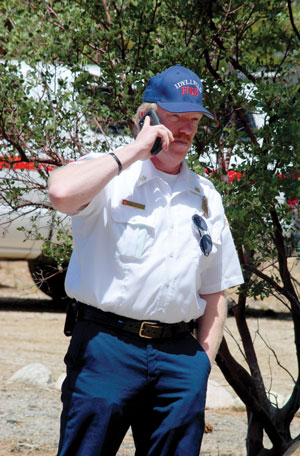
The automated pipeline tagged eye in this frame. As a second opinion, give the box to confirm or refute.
[169,114,180,122]
[193,116,202,122]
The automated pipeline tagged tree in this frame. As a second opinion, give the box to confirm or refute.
[0,1,299,454]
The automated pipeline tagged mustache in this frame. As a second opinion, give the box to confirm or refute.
[174,135,192,142]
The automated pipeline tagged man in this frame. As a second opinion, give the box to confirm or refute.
[48,64,244,456]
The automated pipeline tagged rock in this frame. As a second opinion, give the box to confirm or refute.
[206,379,244,409]
[206,381,287,411]
[7,363,52,386]
[204,422,214,433]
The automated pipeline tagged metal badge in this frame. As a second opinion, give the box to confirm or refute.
[202,195,208,217]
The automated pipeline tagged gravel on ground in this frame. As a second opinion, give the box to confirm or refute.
[1,260,300,455]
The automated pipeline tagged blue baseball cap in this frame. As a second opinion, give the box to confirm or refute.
[143,64,214,120]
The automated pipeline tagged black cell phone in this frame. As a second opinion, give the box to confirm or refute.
[138,109,163,155]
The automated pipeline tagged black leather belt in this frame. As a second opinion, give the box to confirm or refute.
[78,303,192,340]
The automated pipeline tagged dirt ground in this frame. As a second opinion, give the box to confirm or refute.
[0,259,300,455]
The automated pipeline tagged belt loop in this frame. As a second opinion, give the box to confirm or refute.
[160,324,166,339]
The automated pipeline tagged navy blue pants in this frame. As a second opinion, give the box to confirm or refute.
[57,320,211,456]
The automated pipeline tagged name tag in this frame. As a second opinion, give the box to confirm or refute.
[122,199,145,210]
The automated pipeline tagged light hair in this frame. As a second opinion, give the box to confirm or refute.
[132,102,158,129]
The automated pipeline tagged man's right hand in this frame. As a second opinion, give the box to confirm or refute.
[134,115,174,160]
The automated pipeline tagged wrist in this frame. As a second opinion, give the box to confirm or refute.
[109,152,122,175]
[114,142,147,170]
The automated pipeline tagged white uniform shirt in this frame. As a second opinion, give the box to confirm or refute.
[65,155,244,323]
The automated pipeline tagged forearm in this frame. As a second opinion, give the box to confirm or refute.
[48,143,139,214]
[48,116,173,214]
[197,291,227,365]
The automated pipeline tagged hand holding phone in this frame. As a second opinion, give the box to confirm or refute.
[138,109,163,155]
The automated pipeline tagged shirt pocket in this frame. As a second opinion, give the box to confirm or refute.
[111,207,155,262]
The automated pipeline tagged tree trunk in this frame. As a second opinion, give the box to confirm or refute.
[246,411,264,455]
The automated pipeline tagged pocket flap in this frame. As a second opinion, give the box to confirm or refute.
[111,204,155,229]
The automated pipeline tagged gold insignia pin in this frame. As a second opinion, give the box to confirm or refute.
[194,186,200,193]
[122,199,145,210]
[202,195,208,217]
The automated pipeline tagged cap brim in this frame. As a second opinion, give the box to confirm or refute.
[157,101,214,120]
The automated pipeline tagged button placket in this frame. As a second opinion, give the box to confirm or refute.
[164,198,176,295]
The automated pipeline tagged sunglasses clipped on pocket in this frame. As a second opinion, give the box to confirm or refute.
[192,214,213,256]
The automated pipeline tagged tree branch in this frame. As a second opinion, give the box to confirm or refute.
[216,337,283,448]
[0,127,29,162]
[287,0,300,41]
[101,0,112,25]
[231,293,268,401]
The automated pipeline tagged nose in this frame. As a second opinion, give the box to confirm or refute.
[178,120,194,135]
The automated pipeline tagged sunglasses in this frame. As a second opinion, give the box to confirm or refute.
[192,214,213,256]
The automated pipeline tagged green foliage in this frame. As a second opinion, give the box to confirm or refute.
[41,228,73,267]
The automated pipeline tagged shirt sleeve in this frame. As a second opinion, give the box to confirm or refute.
[198,189,244,295]
[69,152,107,218]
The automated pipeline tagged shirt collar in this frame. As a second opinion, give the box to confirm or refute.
[136,159,203,196]
[136,159,155,186]
[176,161,204,196]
